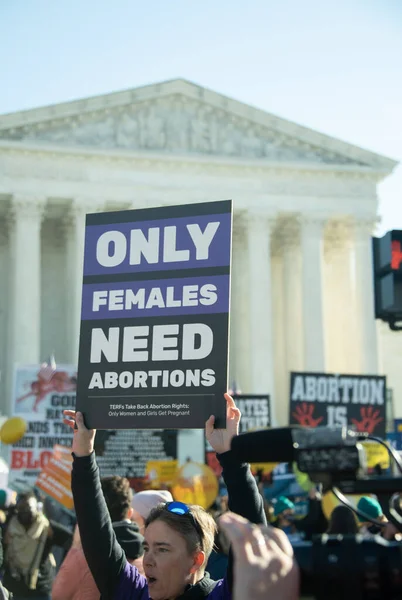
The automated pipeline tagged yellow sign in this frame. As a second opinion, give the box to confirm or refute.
[145,460,178,486]
[322,491,365,520]
[361,441,390,470]
[172,462,218,509]
[250,462,277,475]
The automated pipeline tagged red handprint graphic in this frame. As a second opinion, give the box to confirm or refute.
[292,402,324,428]
[351,407,383,434]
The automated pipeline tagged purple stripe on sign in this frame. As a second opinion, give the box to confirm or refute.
[83,213,231,276]
[81,275,229,320]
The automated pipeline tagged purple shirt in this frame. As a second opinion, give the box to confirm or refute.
[114,562,231,599]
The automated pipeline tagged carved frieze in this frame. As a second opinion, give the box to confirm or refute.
[0,95,361,165]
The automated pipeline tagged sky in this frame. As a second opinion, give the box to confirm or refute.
[0,0,400,234]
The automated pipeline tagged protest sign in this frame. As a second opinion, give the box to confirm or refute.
[9,365,76,489]
[361,441,390,472]
[77,200,232,429]
[35,445,73,511]
[235,394,271,433]
[94,429,178,491]
[289,372,386,437]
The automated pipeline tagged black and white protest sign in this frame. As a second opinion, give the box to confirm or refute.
[289,372,386,437]
[235,395,271,433]
[76,200,232,429]
[94,429,177,490]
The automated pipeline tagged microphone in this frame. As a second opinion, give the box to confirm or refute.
[230,427,298,463]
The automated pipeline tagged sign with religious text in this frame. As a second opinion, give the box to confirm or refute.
[77,200,232,429]
[289,372,386,437]
[9,365,76,489]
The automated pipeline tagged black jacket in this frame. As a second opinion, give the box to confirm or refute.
[71,450,266,600]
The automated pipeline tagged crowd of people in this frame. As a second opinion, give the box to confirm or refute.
[0,394,399,599]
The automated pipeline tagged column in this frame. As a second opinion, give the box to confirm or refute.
[324,220,358,372]
[9,195,45,363]
[7,195,45,413]
[300,216,326,371]
[281,218,303,372]
[247,212,276,418]
[64,199,100,364]
[353,219,378,373]
[270,240,287,425]
[228,216,250,391]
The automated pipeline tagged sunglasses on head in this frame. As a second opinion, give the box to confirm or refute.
[164,501,204,549]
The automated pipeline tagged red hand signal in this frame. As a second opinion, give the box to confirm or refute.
[391,240,402,270]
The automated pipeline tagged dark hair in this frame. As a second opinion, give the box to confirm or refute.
[101,476,133,522]
[17,492,36,505]
[327,505,358,535]
[145,503,217,565]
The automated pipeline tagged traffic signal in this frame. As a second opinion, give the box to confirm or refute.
[372,230,402,330]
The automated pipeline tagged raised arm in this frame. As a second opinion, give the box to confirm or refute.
[64,410,127,598]
[206,394,267,594]
[206,394,266,526]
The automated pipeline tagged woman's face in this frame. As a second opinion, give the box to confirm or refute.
[143,520,203,600]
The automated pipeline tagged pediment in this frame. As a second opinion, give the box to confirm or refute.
[0,79,397,170]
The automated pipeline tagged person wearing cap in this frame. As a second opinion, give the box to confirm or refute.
[131,490,173,534]
[64,393,267,600]
[357,496,387,536]
[273,496,297,537]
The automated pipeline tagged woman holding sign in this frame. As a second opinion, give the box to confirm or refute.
[63,394,267,599]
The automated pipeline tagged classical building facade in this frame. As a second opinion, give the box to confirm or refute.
[0,79,398,426]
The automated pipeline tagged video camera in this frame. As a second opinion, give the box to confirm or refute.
[231,425,402,600]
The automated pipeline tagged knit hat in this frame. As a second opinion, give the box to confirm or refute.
[131,490,173,520]
[357,496,383,523]
[274,496,295,517]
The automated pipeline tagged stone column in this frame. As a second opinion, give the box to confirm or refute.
[229,216,249,391]
[281,218,303,373]
[9,195,45,363]
[353,219,378,373]
[300,216,326,371]
[7,195,45,413]
[324,220,358,372]
[64,199,100,365]
[247,211,276,421]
